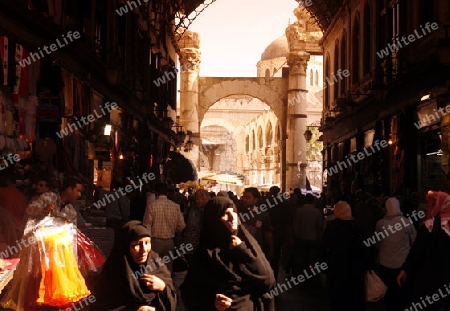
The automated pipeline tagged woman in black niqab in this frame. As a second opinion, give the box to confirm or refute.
[91,220,177,311]
[181,196,275,311]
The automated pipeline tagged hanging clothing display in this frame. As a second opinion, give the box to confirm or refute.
[35,137,57,163]
[1,36,8,86]
[0,91,5,134]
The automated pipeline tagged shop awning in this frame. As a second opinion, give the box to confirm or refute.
[199,171,245,186]
[168,151,198,183]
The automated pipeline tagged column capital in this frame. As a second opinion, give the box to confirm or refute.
[180,48,201,73]
[287,51,310,75]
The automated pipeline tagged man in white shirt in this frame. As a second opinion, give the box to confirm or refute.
[143,183,185,272]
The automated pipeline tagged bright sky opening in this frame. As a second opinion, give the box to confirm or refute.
[189,0,299,77]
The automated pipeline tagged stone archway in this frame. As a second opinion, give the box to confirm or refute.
[178,7,323,190]
[198,80,287,188]
[197,77,288,123]
[201,117,236,133]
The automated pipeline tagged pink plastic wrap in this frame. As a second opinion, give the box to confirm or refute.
[76,228,106,276]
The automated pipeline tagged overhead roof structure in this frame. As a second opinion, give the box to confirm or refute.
[179,0,342,36]
[298,0,344,31]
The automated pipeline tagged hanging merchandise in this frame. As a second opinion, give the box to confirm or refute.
[26,96,38,141]
[4,110,14,136]
[13,44,22,95]
[0,36,8,86]
[35,223,90,306]
[0,217,92,309]
[76,229,105,276]
[35,137,57,163]
[0,91,5,134]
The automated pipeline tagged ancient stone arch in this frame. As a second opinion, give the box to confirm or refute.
[197,77,288,123]
[178,8,323,190]
[200,117,236,133]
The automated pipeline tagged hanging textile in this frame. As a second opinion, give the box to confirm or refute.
[0,91,5,135]
[13,44,23,95]
[0,37,8,86]
[62,69,73,117]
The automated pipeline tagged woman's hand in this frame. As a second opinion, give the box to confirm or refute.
[230,235,242,248]
[397,270,408,287]
[141,274,166,292]
[137,306,155,311]
[215,293,232,311]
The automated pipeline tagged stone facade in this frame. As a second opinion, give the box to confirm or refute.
[319,0,450,199]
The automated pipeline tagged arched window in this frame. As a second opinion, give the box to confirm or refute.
[364,3,371,75]
[325,53,331,109]
[334,40,339,100]
[265,69,270,78]
[310,69,314,85]
[252,130,256,150]
[352,13,361,84]
[266,122,273,146]
[340,31,347,95]
[258,127,263,149]
[276,124,281,142]
[315,70,319,86]
[245,135,249,153]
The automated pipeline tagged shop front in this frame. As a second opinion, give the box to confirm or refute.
[419,97,450,195]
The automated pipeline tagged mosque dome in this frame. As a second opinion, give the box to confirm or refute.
[260,35,288,61]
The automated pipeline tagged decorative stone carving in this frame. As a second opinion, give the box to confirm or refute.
[180,48,201,72]
[287,51,310,75]
[177,29,200,49]
[286,23,306,52]
[293,7,321,33]
[286,8,322,52]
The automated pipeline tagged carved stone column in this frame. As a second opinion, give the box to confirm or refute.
[179,30,201,169]
[286,49,310,190]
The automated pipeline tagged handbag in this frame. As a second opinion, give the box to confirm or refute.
[365,270,387,302]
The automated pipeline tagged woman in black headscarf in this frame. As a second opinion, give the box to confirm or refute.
[91,220,177,311]
[319,201,371,311]
[181,196,275,311]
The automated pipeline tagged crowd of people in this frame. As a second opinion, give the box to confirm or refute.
[1,172,450,310]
